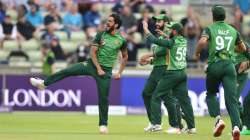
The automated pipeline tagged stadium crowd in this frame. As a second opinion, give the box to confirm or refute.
[0,0,249,73]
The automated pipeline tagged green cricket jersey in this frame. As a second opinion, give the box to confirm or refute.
[146,34,187,70]
[152,36,167,66]
[42,51,55,76]
[234,42,250,65]
[93,31,127,67]
[201,21,242,65]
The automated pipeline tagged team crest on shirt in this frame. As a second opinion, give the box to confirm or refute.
[114,40,121,46]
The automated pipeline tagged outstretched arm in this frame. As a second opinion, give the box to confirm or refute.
[142,20,174,48]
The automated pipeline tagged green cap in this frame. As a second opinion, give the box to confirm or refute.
[152,14,169,22]
[170,22,183,33]
[212,5,225,18]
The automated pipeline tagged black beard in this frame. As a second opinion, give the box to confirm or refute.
[106,26,115,33]
[156,25,164,31]
[169,32,174,38]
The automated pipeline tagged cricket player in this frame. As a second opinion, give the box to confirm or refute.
[234,43,250,135]
[142,21,196,133]
[195,5,246,140]
[30,13,128,134]
[140,15,183,133]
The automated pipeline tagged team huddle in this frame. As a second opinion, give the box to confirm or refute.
[29,5,250,140]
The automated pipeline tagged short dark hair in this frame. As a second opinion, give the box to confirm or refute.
[212,5,226,21]
[109,13,122,29]
[213,13,225,21]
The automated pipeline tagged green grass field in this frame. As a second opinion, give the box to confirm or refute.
[0,112,248,140]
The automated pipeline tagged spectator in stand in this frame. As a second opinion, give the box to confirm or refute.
[131,0,154,13]
[41,42,55,76]
[41,17,66,60]
[180,6,201,62]
[0,15,18,49]
[16,15,37,41]
[0,1,6,23]
[137,8,156,37]
[44,3,63,30]
[82,3,101,39]
[17,4,28,18]
[112,0,130,14]
[120,5,137,34]
[120,5,138,66]
[75,43,90,62]
[25,3,44,29]
[136,8,156,50]
[233,0,250,14]
[63,3,82,39]
[233,6,243,34]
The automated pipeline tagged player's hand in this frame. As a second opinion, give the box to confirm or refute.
[139,58,150,65]
[113,73,121,80]
[238,61,250,73]
[140,55,150,61]
[142,20,150,34]
[155,29,167,37]
[97,68,106,76]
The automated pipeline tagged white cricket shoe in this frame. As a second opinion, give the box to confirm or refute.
[144,124,162,132]
[165,127,181,134]
[30,77,46,90]
[99,125,108,134]
[242,125,247,131]
[187,128,197,134]
[213,119,225,137]
[232,126,240,140]
[144,123,153,132]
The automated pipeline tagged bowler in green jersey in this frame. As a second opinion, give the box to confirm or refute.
[195,5,246,140]
[30,14,128,134]
[142,20,196,133]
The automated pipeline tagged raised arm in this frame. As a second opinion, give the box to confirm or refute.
[142,20,174,48]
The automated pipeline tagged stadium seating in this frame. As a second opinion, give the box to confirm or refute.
[21,39,40,51]
[3,40,19,51]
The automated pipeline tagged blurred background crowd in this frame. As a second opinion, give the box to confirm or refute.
[0,0,249,75]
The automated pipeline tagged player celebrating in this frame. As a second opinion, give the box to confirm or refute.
[195,5,246,140]
[140,15,182,133]
[234,42,250,135]
[142,21,196,133]
[30,13,128,134]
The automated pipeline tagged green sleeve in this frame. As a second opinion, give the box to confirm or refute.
[92,31,104,46]
[146,33,174,48]
[153,46,167,57]
[201,27,210,39]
